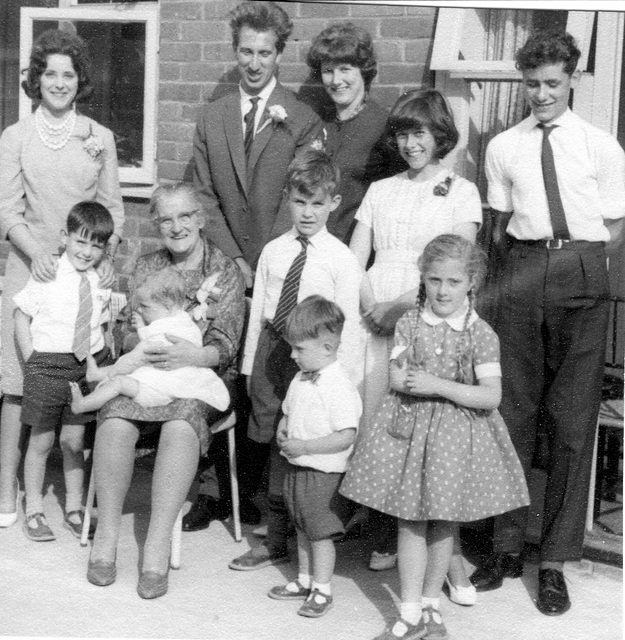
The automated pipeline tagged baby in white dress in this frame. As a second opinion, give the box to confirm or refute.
[70,268,229,414]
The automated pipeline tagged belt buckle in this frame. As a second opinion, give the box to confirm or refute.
[546,238,567,249]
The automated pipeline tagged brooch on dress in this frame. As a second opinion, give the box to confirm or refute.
[433,176,452,197]
[192,273,222,322]
[82,123,105,160]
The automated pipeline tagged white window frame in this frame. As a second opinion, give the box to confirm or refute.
[20,3,159,186]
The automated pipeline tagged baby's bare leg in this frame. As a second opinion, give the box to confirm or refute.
[70,377,140,414]
[85,354,111,383]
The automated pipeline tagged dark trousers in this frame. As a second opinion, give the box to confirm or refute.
[493,239,610,562]
[247,324,299,553]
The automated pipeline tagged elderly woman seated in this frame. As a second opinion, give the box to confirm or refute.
[86,183,245,599]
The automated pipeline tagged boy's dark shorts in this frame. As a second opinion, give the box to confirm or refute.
[21,348,110,429]
[283,464,352,541]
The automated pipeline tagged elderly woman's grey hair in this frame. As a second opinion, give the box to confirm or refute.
[149,182,205,221]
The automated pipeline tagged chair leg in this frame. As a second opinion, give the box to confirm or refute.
[170,508,183,569]
[228,427,242,542]
[81,466,96,547]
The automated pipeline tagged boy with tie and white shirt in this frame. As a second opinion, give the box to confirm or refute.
[469,30,625,616]
[229,148,362,571]
[14,201,114,542]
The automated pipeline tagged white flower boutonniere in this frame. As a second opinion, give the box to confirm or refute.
[257,104,289,135]
[192,273,222,322]
[433,175,453,197]
[310,128,327,152]
[82,123,105,160]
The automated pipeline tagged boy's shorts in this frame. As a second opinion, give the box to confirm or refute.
[21,348,110,429]
[283,464,351,541]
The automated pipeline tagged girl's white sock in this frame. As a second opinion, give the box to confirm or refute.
[311,581,332,596]
[422,596,440,610]
[65,491,83,515]
[297,573,312,589]
[400,601,421,625]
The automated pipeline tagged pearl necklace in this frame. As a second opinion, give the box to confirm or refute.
[35,107,76,150]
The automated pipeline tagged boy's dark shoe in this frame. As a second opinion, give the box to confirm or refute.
[469,552,523,591]
[228,540,289,571]
[182,495,228,532]
[536,569,571,616]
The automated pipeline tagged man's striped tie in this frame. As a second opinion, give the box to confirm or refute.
[272,236,309,334]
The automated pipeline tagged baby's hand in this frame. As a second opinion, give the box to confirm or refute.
[131,312,146,330]
[405,369,440,396]
[279,438,307,459]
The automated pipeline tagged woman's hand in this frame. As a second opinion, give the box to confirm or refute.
[364,301,407,336]
[96,256,117,289]
[405,369,440,397]
[30,250,58,283]
[144,334,205,370]
[279,437,307,459]
[106,234,121,259]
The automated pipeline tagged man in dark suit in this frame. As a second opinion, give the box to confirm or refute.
[192,1,322,289]
[186,1,322,532]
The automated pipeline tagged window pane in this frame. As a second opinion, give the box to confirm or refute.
[31,19,146,170]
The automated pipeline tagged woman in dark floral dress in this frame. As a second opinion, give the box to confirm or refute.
[86,183,245,599]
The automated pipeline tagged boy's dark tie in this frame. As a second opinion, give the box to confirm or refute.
[244,97,260,159]
[72,273,93,361]
[272,236,309,334]
[538,124,570,240]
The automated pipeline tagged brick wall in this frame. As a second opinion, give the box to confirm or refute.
[0,1,438,286]
[158,0,437,183]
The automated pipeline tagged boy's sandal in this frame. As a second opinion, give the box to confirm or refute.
[268,580,311,601]
[421,607,448,640]
[22,512,56,542]
[64,509,95,539]
[297,589,334,618]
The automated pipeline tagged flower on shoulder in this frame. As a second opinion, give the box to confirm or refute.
[82,123,105,160]
[257,104,289,135]
[192,273,222,322]
[433,175,452,197]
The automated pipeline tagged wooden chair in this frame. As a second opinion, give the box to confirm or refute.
[585,296,624,532]
[81,410,242,569]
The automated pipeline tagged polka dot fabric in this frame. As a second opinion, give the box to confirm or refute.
[341,310,530,522]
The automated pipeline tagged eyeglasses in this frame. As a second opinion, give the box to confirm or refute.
[155,210,200,231]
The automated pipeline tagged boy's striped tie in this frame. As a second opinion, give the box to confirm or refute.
[72,273,93,361]
[272,236,309,334]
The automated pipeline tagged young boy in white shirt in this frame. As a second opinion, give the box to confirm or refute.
[229,148,362,571]
[14,201,114,542]
[268,295,362,618]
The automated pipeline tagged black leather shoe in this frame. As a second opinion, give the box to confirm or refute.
[469,553,523,592]
[239,495,261,525]
[536,569,571,616]
[182,495,228,532]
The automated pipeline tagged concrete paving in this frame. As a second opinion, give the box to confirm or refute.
[1,454,622,640]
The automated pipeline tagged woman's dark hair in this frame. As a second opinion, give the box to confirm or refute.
[66,201,114,245]
[229,1,293,54]
[21,29,93,103]
[516,30,581,76]
[386,89,459,159]
[306,22,377,91]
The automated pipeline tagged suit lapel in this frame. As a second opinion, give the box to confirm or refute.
[247,83,288,180]
[222,94,248,196]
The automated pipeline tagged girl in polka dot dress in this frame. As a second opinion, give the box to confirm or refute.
[341,235,529,640]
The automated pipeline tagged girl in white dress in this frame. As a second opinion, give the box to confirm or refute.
[349,89,482,589]
[70,268,229,414]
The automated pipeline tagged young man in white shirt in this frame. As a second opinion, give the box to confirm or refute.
[470,30,625,616]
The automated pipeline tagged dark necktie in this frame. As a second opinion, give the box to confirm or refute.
[272,236,309,334]
[538,124,570,240]
[72,273,93,361]
[244,97,260,159]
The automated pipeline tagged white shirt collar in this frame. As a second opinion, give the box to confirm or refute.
[239,75,277,104]
[529,107,574,130]
[286,225,329,246]
[421,301,478,331]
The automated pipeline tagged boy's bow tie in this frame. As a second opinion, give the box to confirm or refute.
[300,370,320,384]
